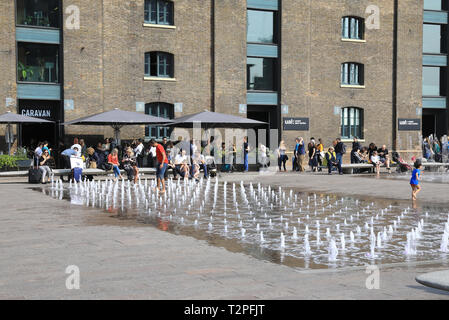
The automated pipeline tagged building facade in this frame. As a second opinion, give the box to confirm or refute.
[0,0,444,159]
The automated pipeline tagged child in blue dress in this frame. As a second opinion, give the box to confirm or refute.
[410,159,422,201]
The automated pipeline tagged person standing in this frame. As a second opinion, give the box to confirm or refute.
[308,138,318,172]
[316,138,324,171]
[259,143,268,169]
[134,139,144,168]
[334,138,345,170]
[34,141,44,167]
[277,141,287,172]
[297,137,306,172]
[293,138,300,171]
[150,139,168,193]
[410,159,422,201]
[243,136,249,172]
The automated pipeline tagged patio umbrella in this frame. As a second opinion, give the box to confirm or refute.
[62,108,173,144]
[0,111,54,155]
[166,110,267,129]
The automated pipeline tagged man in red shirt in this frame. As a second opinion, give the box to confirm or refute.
[150,139,168,193]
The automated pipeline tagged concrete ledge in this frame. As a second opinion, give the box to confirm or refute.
[0,168,157,178]
[416,270,449,292]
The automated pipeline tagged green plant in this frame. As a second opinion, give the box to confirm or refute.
[18,62,34,81]
[15,147,28,158]
[0,155,18,169]
[24,15,33,25]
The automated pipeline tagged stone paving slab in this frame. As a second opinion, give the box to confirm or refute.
[1,175,449,299]
[416,270,449,292]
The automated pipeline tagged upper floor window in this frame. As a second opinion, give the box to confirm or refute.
[423,66,446,96]
[424,0,448,10]
[341,62,364,86]
[145,102,174,139]
[16,0,60,28]
[247,57,276,91]
[341,107,364,139]
[17,42,59,83]
[341,16,364,40]
[144,0,174,25]
[423,23,447,53]
[247,9,277,44]
[145,52,174,78]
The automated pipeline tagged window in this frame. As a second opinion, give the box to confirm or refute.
[17,42,59,83]
[16,0,60,28]
[145,102,174,139]
[341,62,364,86]
[424,0,447,10]
[423,24,447,53]
[341,16,364,40]
[423,66,446,96]
[247,57,276,91]
[247,10,276,44]
[145,52,174,78]
[341,107,363,139]
[144,0,174,25]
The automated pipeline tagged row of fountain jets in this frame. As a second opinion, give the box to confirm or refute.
[49,176,449,262]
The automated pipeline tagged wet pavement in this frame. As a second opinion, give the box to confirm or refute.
[1,173,449,299]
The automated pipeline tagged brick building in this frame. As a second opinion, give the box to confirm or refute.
[0,0,447,159]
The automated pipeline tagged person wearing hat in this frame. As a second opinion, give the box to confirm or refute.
[325,147,342,175]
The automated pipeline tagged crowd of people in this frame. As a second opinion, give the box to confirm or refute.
[28,133,449,184]
[31,137,212,185]
[268,137,393,175]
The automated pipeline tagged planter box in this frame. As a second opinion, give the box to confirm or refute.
[17,159,32,169]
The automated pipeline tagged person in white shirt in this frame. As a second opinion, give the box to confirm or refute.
[174,150,190,178]
[371,150,381,175]
[71,143,82,157]
[259,143,268,168]
[133,139,144,167]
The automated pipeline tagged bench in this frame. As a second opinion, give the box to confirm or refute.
[0,167,157,178]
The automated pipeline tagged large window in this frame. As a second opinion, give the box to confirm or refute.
[423,24,447,53]
[145,102,174,139]
[17,42,59,83]
[341,107,363,139]
[16,0,60,28]
[144,0,174,25]
[247,57,276,91]
[341,62,364,86]
[247,9,276,44]
[145,52,174,78]
[341,16,364,40]
[424,0,448,10]
[423,66,446,96]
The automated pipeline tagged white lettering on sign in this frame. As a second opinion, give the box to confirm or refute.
[21,109,51,118]
[284,119,307,125]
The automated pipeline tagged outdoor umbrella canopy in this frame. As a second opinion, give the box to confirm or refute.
[62,108,173,143]
[0,111,54,155]
[166,110,267,129]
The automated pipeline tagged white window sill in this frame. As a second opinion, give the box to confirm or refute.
[143,23,176,30]
[340,84,365,89]
[144,77,176,82]
[341,38,366,43]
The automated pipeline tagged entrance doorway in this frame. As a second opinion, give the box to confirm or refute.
[21,123,56,149]
[422,114,435,138]
[247,105,279,149]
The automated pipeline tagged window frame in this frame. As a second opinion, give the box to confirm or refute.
[145,102,174,139]
[341,107,364,139]
[144,0,174,25]
[341,16,365,40]
[341,62,364,86]
[145,51,174,78]
[246,8,277,45]
[246,56,277,91]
